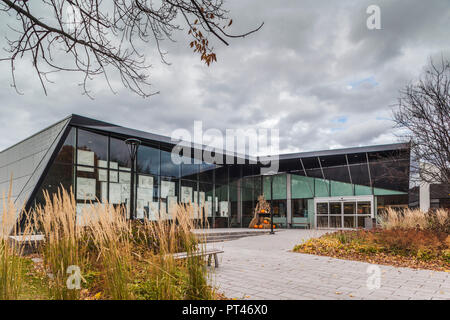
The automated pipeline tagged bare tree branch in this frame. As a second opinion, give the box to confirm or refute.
[0,0,263,97]
[393,56,450,184]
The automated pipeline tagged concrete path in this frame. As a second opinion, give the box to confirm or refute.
[207,230,450,300]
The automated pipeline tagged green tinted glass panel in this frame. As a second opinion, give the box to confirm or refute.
[263,176,271,200]
[307,198,315,225]
[215,184,228,199]
[262,174,286,200]
[314,179,329,197]
[229,182,238,201]
[242,187,253,201]
[272,174,286,200]
[291,175,314,198]
[373,187,407,196]
[242,177,254,189]
[331,180,354,196]
[355,184,372,195]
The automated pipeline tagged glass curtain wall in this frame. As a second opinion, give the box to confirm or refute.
[36,127,233,225]
[32,126,409,229]
[263,174,287,227]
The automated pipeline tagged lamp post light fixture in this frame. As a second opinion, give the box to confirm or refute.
[261,172,276,235]
[125,138,141,220]
[269,174,275,235]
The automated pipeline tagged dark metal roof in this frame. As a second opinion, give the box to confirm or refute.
[260,142,410,162]
[69,114,252,163]
[15,114,409,163]
[69,114,175,146]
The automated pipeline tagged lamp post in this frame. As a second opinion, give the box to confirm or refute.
[270,174,274,235]
[125,138,141,220]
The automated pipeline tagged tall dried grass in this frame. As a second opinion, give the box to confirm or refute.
[378,207,449,231]
[0,183,29,300]
[83,203,133,300]
[22,186,214,300]
[33,189,87,299]
[131,204,214,300]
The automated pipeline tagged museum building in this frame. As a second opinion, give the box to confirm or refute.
[0,114,411,229]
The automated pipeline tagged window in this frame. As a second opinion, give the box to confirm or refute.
[291,174,314,199]
[357,201,371,215]
[137,143,160,176]
[55,127,76,164]
[77,129,108,166]
[160,177,179,218]
[263,174,286,200]
[292,199,308,217]
[110,137,132,169]
[161,147,181,178]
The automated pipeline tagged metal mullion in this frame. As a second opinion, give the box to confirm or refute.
[366,152,373,189]
[107,135,110,204]
[74,127,78,203]
[345,154,353,185]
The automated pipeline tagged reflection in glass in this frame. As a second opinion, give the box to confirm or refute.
[317,203,328,214]
[344,202,356,214]
[357,216,366,228]
[357,201,371,215]
[317,216,328,228]
[199,162,215,182]
[330,202,341,215]
[110,137,132,168]
[77,129,108,164]
[180,180,196,204]
[330,216,342,228]
[35,163,74,206]
[55,127,76,164]
[137,144,160,176]
[160,178,179,219]
[292,199,308,217]
[161,148,181,178]
[344,216,356,228]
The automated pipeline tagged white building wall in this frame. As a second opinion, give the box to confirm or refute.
[419,183,430,212]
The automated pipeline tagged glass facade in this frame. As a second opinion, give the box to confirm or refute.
[21,120,411,230]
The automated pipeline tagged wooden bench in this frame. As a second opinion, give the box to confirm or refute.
[290,222,311,229]
[172,249,224,268]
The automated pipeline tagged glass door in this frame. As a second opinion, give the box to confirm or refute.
[314,196,373,229]
[343,202,356,228]
[329,202,342,228]
[316,202,328,228]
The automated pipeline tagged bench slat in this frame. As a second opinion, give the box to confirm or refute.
[172,249,223,259]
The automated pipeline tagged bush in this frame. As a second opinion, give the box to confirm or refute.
[294,226,449,269]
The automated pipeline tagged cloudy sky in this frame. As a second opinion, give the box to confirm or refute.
[0,0,449,155]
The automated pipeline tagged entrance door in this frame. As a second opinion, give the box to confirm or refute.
[314,196,373,229]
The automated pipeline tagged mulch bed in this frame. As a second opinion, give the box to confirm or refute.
[295,248,449,272]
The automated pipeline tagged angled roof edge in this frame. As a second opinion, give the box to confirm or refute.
[14,119,71,206]
[68,114,253,163]
[1,114,411,165]
[0,115,72,154]
[261,142,411,162]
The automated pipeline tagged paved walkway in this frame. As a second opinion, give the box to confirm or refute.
[207,230,450,300]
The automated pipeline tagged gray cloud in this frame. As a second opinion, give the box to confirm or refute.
[0,0,449,155]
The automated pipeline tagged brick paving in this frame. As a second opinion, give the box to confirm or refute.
[207,230,450,300]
